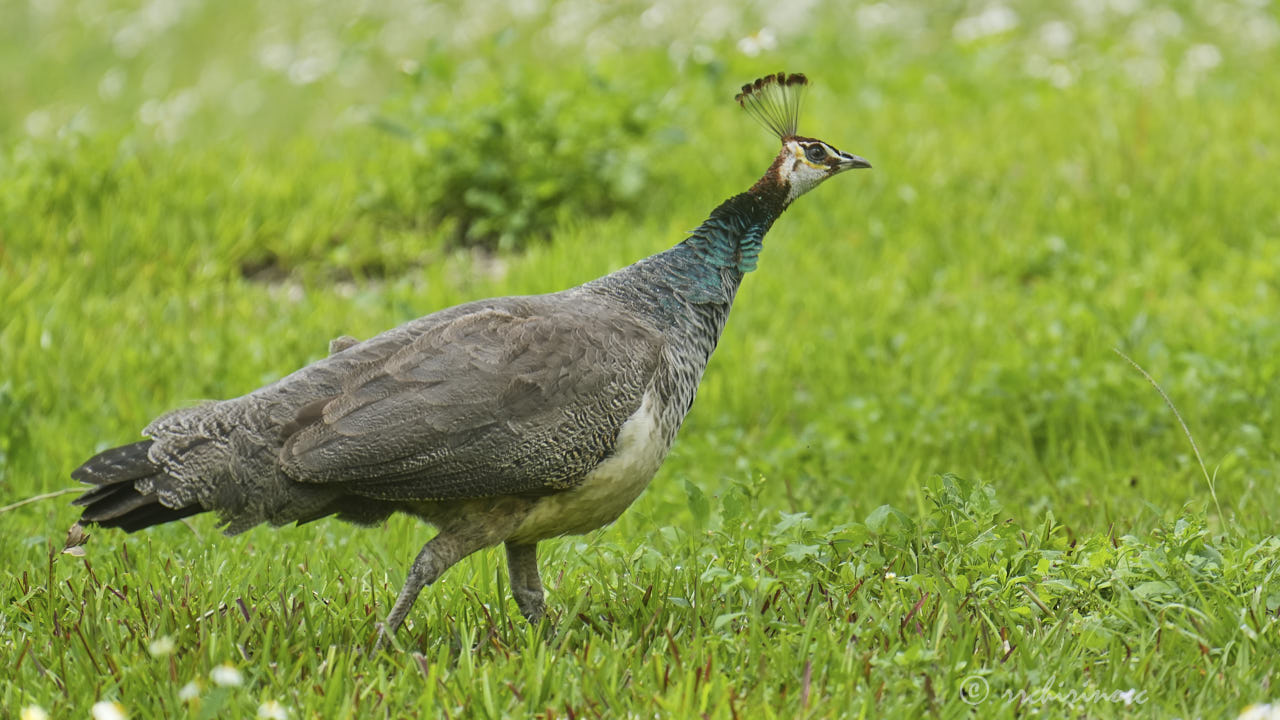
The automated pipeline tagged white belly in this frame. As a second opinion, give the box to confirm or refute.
[508,390,668,543]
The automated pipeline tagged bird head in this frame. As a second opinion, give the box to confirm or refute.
[736,73,871,205]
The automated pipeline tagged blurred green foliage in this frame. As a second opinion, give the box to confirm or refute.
[374,70,666,250]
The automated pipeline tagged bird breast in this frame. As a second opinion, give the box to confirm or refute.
[508,389,669,543]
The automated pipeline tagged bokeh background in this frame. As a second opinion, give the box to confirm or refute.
[3,0,1279,716]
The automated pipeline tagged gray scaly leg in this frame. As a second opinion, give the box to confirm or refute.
[373,534,466,652]
[505,542,545,624]
[373,500,535,652]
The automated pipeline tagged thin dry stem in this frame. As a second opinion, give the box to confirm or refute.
[1112,348,1223,519]
[0,487,83,515]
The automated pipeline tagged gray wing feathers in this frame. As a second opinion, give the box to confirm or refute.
[279,297,664,500]
[128,292,663,531]
[134,303,487,531]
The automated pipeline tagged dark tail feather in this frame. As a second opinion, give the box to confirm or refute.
[72,440,159,486]
[72,440,206,531]
[98,497,204,532]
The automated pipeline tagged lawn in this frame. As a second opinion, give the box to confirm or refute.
[2,0,1279,717]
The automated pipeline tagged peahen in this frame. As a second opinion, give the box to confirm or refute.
[71,72,871,648]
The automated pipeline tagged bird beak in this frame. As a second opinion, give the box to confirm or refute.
[839,153,872,170]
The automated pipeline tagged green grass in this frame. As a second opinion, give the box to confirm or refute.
[3,0,1280,717]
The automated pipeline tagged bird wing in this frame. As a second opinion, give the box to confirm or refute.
[276,295,665,501]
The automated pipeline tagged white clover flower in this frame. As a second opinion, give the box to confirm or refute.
[20,706,49,720]
[258,44,292,72]
[1184,44,1222,72]
[99,67,126,101]
[178,681,202,702]
[736,28,777,57]
[211,664,244,687]
[1038,21,1076,53]
[24,110,52,138]
[91,700,128,720]
[884,571,897,580]
[148,635,176,657]
[258,700,289,719]
[953,5,1018,43]
[1239,704,1280,720]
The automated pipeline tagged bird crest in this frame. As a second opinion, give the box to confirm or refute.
[735,72,808,141]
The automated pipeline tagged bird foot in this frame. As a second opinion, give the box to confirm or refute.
[368,621,399,657]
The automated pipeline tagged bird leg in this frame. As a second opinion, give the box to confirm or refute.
[372,533,469,652]
[373,499,535,653]
[505,541,545,624]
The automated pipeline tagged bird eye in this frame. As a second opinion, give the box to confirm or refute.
[804,144,827,163]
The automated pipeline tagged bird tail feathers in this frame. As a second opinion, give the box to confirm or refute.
[72,440,205,532]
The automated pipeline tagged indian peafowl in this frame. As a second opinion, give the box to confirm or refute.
[71,72,871,648]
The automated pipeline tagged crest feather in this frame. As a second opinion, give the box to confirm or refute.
[734,72,808,140]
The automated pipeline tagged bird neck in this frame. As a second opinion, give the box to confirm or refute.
[578,173,791,437]
[678,177,790,277]
[584,172,790,340]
